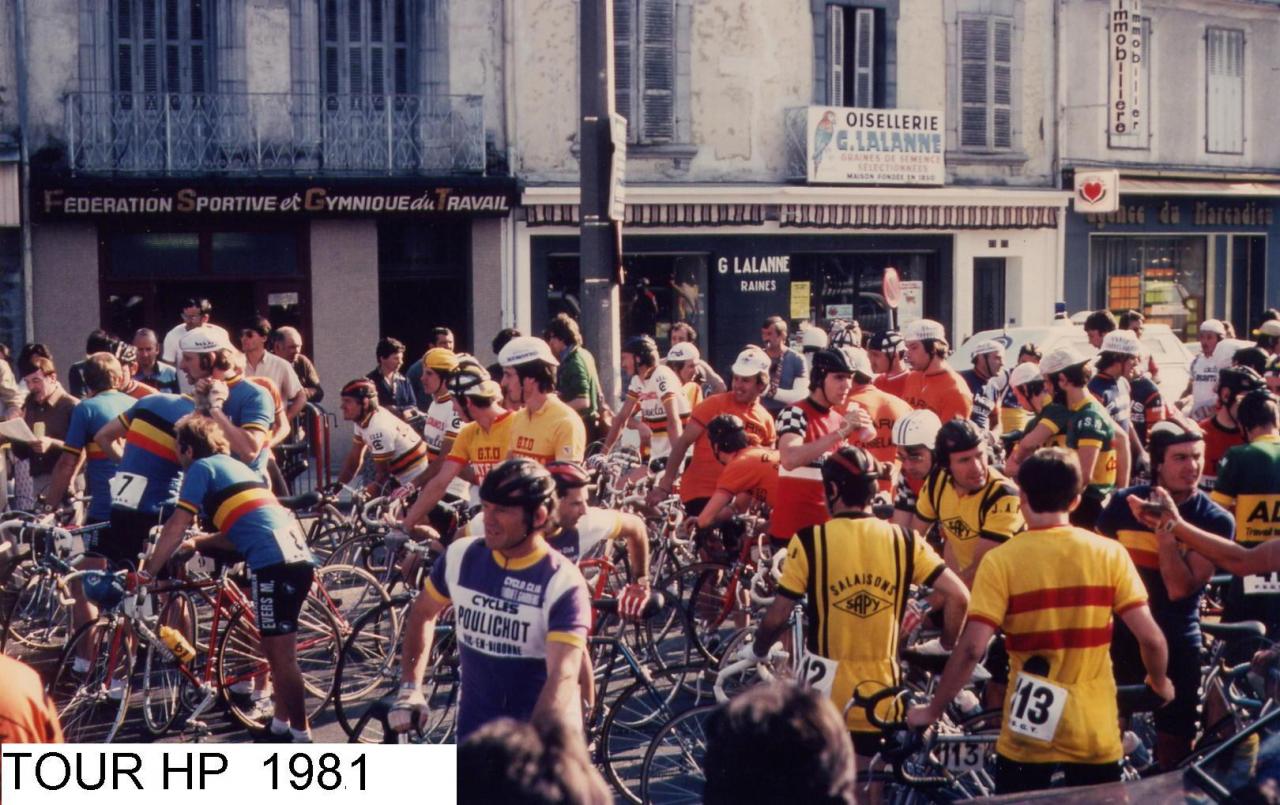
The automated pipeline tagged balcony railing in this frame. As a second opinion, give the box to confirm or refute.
[65,92,485,175]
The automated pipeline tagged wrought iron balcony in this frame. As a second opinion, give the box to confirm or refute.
[65,91,485,175]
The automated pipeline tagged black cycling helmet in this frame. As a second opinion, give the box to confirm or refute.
[1218,366,1266,398]
[1237,389,1279,433]
[821,445,883,509]
[1233,347,1270,376]
[829,324,860,349]
[546,461,592,495]
[867,331,904,353]
[934,418,985,469]
[809,347,855,389]
[479,458,557,514]
[622,335,659,367]
[446,360,495,398]
[1148,418,1204,470]
[705,413,750,454]
[340,377,378,401]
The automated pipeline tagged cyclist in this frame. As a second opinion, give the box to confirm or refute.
[602,335,687,461]
[649,347,777,516]
[1090,330,1148,476]
[144,415,316,743]
[1128,346,1166,450]
[1003,360,1070,477]
[899,319,973,424]
[999,344,1041,434]
[498,336,586,464]
[177,327,274,479]
[867,331,909,399]
[694,414,781,542]
[890,409,942,530]
[907,447,1173,795]
[416,348,470,500]
[113,342,158,400]
[669,321,726,396]
[1096,420,1228,770]
[665,341,704,410]
[1183,319,1227,421]
[390,458,591,740]
[840,347,912,496]
[959,339,1006,431]
[333,378,429,494]
[751,445,968,793]
[1198,366,1262,492]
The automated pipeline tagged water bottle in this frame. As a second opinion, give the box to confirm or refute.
[159,625,196,664]
[954,689,982,719]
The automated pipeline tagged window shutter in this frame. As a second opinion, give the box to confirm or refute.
[613,0,634,133]
[639,0,675,142]
[827,5,844,107]
[959,17,988,148]
[1206,28,1244,153]
[853,7,875,108]
[992,18,1012,149]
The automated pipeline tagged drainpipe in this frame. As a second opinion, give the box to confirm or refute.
[15,0,34,342]
[1053,0,1066,307]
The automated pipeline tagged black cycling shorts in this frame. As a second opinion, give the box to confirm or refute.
[850,731,884,758]
[89,509,162,570]
[1113,628,1201,739]
[250,562,315,637]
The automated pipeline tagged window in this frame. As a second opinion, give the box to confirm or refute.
[614,0,675,143]
[958,15,1013,150]
[112,0,214,95]
[1205,27,1244,154]
[1090,236,1207,341]
[826,6,880,108]
[321,0,415,97]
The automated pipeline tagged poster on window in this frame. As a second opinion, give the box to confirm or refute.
[805,106,945,186]
[1108,0,1144,138]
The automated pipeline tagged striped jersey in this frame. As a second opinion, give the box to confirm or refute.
[508,394,586,464]
[1023,402,1070,448]
[176,454,312,570]
[1065,396,1117,500]
[353,407,430,486]
[114,393,196,515]
[968,526,1147,764]
[625,365,689,459]
[774,398,845,538]
[61,390,135,522]
[1211,434,1280,628]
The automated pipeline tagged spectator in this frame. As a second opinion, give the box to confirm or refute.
[132,328,179,393]
[703,683,856,805]
[669,321,726,395]
[66,329,114,400]
[271,326,323,404]
[545,313,608,441]
[241,315,307,421]
[406,327,456,409]
[759,315,808,417]
[458,716,610,805]
[1083,309,1118,350]
[0,655,63,743]
[1119,308,1145,336]
[1185,320,1226,421]
[160,298,231,392]
[11,356,78,510]
[366,337,416,417]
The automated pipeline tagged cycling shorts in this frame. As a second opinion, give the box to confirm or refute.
[1113,630,1201,739]
[850,731,885,758]
[90,509,161,570]
[250,562,315,637]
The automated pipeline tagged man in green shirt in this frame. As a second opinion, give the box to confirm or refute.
[545,314,608,441]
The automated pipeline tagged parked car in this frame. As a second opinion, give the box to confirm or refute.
[952,321,1192,402]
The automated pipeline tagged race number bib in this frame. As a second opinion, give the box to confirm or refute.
[939,740,986,773]
[108,472,148,510]
[1008,673,1067,743]
[798,654,838,696]
[1243,572,1280,595]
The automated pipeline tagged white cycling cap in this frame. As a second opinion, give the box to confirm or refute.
[498,336,559,367]
[179,326,233,354]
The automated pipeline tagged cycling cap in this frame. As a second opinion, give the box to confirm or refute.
[822,445,883,485]
[113,341,138,365]
[829,324,860,349]
[1008,361,1043,389]
[705,413,750,454]
[546,461,592,494]
[1040,346,1088,375]
[1200,319,1227,337]
[179,326,233,354]
[447,362,501,400]
[1254,321,1280,338]
[934,418,984,468]
[423,348,459,373]
[969,339,1003,359]
[800,326,829,351]
[498,336,559,368]
[622,335,659,365]
[842,347,874,379]
[479,458,557,511]
[730,347,771,379]
[891,409,942,449]
[340,378,378,400]
[666,342,700,364]
[902,319,946,343]
[1218,365,1266,396]
[1100,330,1142,357]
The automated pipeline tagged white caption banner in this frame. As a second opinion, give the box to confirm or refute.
[2,744,456,805]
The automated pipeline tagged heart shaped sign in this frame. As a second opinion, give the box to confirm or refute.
[1080,181,1106,204]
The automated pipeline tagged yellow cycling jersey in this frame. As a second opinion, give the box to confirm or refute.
[508,394,586,464]
[915,468,1024,577]
[778,513,945,733]
[968,526,1147,764]
[447,410,517,484]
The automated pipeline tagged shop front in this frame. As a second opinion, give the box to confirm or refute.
[1064,179,1280,340]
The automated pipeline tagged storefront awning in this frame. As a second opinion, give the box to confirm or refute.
[526,203,767,227]
[1121,178,1280,197]
[779,203,1059,229]
[0,164,18,227]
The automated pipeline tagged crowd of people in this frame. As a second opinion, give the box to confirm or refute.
[8,295,1280,803]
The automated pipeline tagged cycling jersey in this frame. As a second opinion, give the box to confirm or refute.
[915,468,1024,577]
[447,410,517,483]
[893,473,924,516]
[114,393,196,515]
[899,367,973,425]
[546,507,623,564]
[353,406,430,486]
[842,385,912,493]
[247,375,285,437]
[176,453,313,571]
[1023,403,1070,448]
[1087,374,1132,433]
[61,389,134,522]
[714,447,780,536]
[1211,434,1280,631]
[968,525,1147,764]
[1197,416,1245,492]
[777,513,945,734]
[122,379,158,400]
[0,655,64,743]
[508,395,586,464]
[1188,353,1220,422]
[1065,396,1117,501]
[681,393,776,504]
[960,368,1005,430]
[873,369,910,400]
[222,374,274,475]
[625,365,690,459]
[421,395,470,498]
[1001,375,1029,434]
[775,399,844,538]
[1128,375,1164,446]
[682,381,703,411]
[424,536,591,740]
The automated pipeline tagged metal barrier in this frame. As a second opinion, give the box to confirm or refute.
[276,402,335,495]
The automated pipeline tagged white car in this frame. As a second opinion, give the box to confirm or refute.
[952,321,1193,402]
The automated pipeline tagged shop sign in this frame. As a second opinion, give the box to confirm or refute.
[805,106,945,186]
[790,281,811,319]
[1109,0,1144,138]
[825,304,854,319]
[899,280,924,325]
[1073,170,1120,214]
[1085,200,1275,229]
[716,254,790,293]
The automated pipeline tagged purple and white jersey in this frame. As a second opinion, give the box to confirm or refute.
[425,536,591,740]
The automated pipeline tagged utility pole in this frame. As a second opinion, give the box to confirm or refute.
[578,0,621,404]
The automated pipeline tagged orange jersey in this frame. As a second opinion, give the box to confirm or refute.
[715,447,780,513]
[1199,415,1246,490]
[682,393,776,503]
[842,384,913,493]
[900,366,973,424]
[873,369,910,400]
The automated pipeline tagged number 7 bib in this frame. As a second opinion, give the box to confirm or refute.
[1008,672,1067,742]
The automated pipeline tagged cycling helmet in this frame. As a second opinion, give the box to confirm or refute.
[498,336,559,368]
[1218,366,1266,398]
[423,348,459,374]
[1008,361,1043,390]
[1148,419,1204,469]
[1232,347,1269,376]
[112,341,138,366]
[821,445,884,488]
[622,335,659,367]
[447,361,500,399]
[705,414,750,454]
[340,377,378,400]
[891,409,942,450]
[546,461,592,495]
[867,331,905,354]
[968,340,1003,360]
[82,571,126,610]
[666,342,700,365]
[809,347,855,385]
[829,324,860,349]
[1237,389,1279,433]
[479,458,557,513]
[934,418,984,469]
[800,326,829,352]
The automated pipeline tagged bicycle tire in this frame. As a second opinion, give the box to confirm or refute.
[5,568,72,652]
[333,594,410,739]
[314,563,393,633]
[141,591,199,737]
[48,617,135,743]
[638,702,718,804]
[658,561,747,664]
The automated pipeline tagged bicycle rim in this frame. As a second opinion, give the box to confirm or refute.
[334,595,409,740]
[142,592,198,736]
[7,570,71,651]
[48,618,135,743]
[639,703,717,804]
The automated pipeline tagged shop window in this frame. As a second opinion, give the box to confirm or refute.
[211,232,298,276]
[614,0,676,143]
[109,233,200,278]
[1090,236,1206,341]
[789,251,933,334]
[825,6,884,108]
[377,221,470,360]
[1205,27,1244,155]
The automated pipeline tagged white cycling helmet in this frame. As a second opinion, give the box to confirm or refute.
[892,409,943,449]
[800,325,829,351]
[969,339,1003,359]
[498,336,559,367]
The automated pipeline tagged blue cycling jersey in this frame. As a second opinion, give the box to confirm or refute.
[113,394,196,515]
[62,390,134,521]
[222,374,274,475]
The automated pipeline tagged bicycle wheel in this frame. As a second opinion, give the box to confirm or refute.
[215,595,342,730]
[324,533,392,576]
[659,562,747,663]
[334,595,409,740]
[639,703,718,804]
[306,508,353,563]
[5,568,72,652]
[47,617,135,743]
[600,665,716,804]
[314,563,393,634]
[141,591,199,737]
